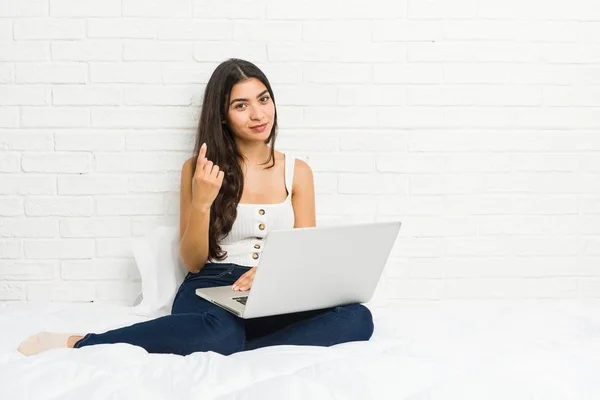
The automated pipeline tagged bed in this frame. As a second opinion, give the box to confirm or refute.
[1,298,599,399]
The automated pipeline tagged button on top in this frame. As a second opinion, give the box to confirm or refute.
[254,244,261,249]
[258,223,265,230]
[252,252,259,259]
[258,209,265,215]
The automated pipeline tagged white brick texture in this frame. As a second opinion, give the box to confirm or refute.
[0,0,599,304]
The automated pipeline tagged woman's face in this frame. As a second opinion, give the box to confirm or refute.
[225,77,275,143]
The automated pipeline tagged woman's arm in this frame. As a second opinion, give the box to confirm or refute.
[291,159,317,228]
[179,158,211,273]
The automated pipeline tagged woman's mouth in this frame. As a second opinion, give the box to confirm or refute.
[249,123,268,133]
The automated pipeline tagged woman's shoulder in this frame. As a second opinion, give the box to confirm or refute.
[276,150,309,169]
[181,157,197,179]
[292,158,312,179]
[276,151,312,179]
[288,156,313,194]
[183,156,195,168]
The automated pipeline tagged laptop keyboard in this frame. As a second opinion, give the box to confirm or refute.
[232,296,248,305]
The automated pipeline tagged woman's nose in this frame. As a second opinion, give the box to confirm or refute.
[250,108,264,121]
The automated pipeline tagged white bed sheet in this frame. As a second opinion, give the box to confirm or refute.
[1,299,599,400]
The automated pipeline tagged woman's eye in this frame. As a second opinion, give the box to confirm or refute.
[235,103,247,110]
[260,96,270,103]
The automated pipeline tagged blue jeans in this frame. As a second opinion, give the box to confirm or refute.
[74,263,374,356]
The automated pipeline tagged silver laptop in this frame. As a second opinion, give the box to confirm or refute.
[195,221,401,319]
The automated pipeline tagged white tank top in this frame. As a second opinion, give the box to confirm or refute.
[207,153,296,267]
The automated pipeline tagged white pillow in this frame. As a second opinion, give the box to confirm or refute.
[131,225,187,318]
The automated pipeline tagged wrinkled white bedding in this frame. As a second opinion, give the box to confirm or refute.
[1,299,599,400]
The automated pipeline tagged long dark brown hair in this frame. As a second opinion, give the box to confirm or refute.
[191,58,278,261]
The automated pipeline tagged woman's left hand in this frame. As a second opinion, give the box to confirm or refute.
[232,267,256,291]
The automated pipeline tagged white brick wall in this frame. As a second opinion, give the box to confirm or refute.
[1,0,599,305]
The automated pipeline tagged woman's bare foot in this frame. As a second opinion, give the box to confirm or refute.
[67,335,84,348]
[17,332,80,356]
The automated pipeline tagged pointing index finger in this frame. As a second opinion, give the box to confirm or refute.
[196,142,207,169]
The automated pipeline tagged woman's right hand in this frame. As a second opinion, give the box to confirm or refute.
[192,143,224,211]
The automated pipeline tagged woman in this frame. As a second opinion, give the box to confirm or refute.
[18,59,374,357]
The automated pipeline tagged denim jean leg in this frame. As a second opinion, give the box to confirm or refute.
[75,263,248,356]
[245,303,374,351]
